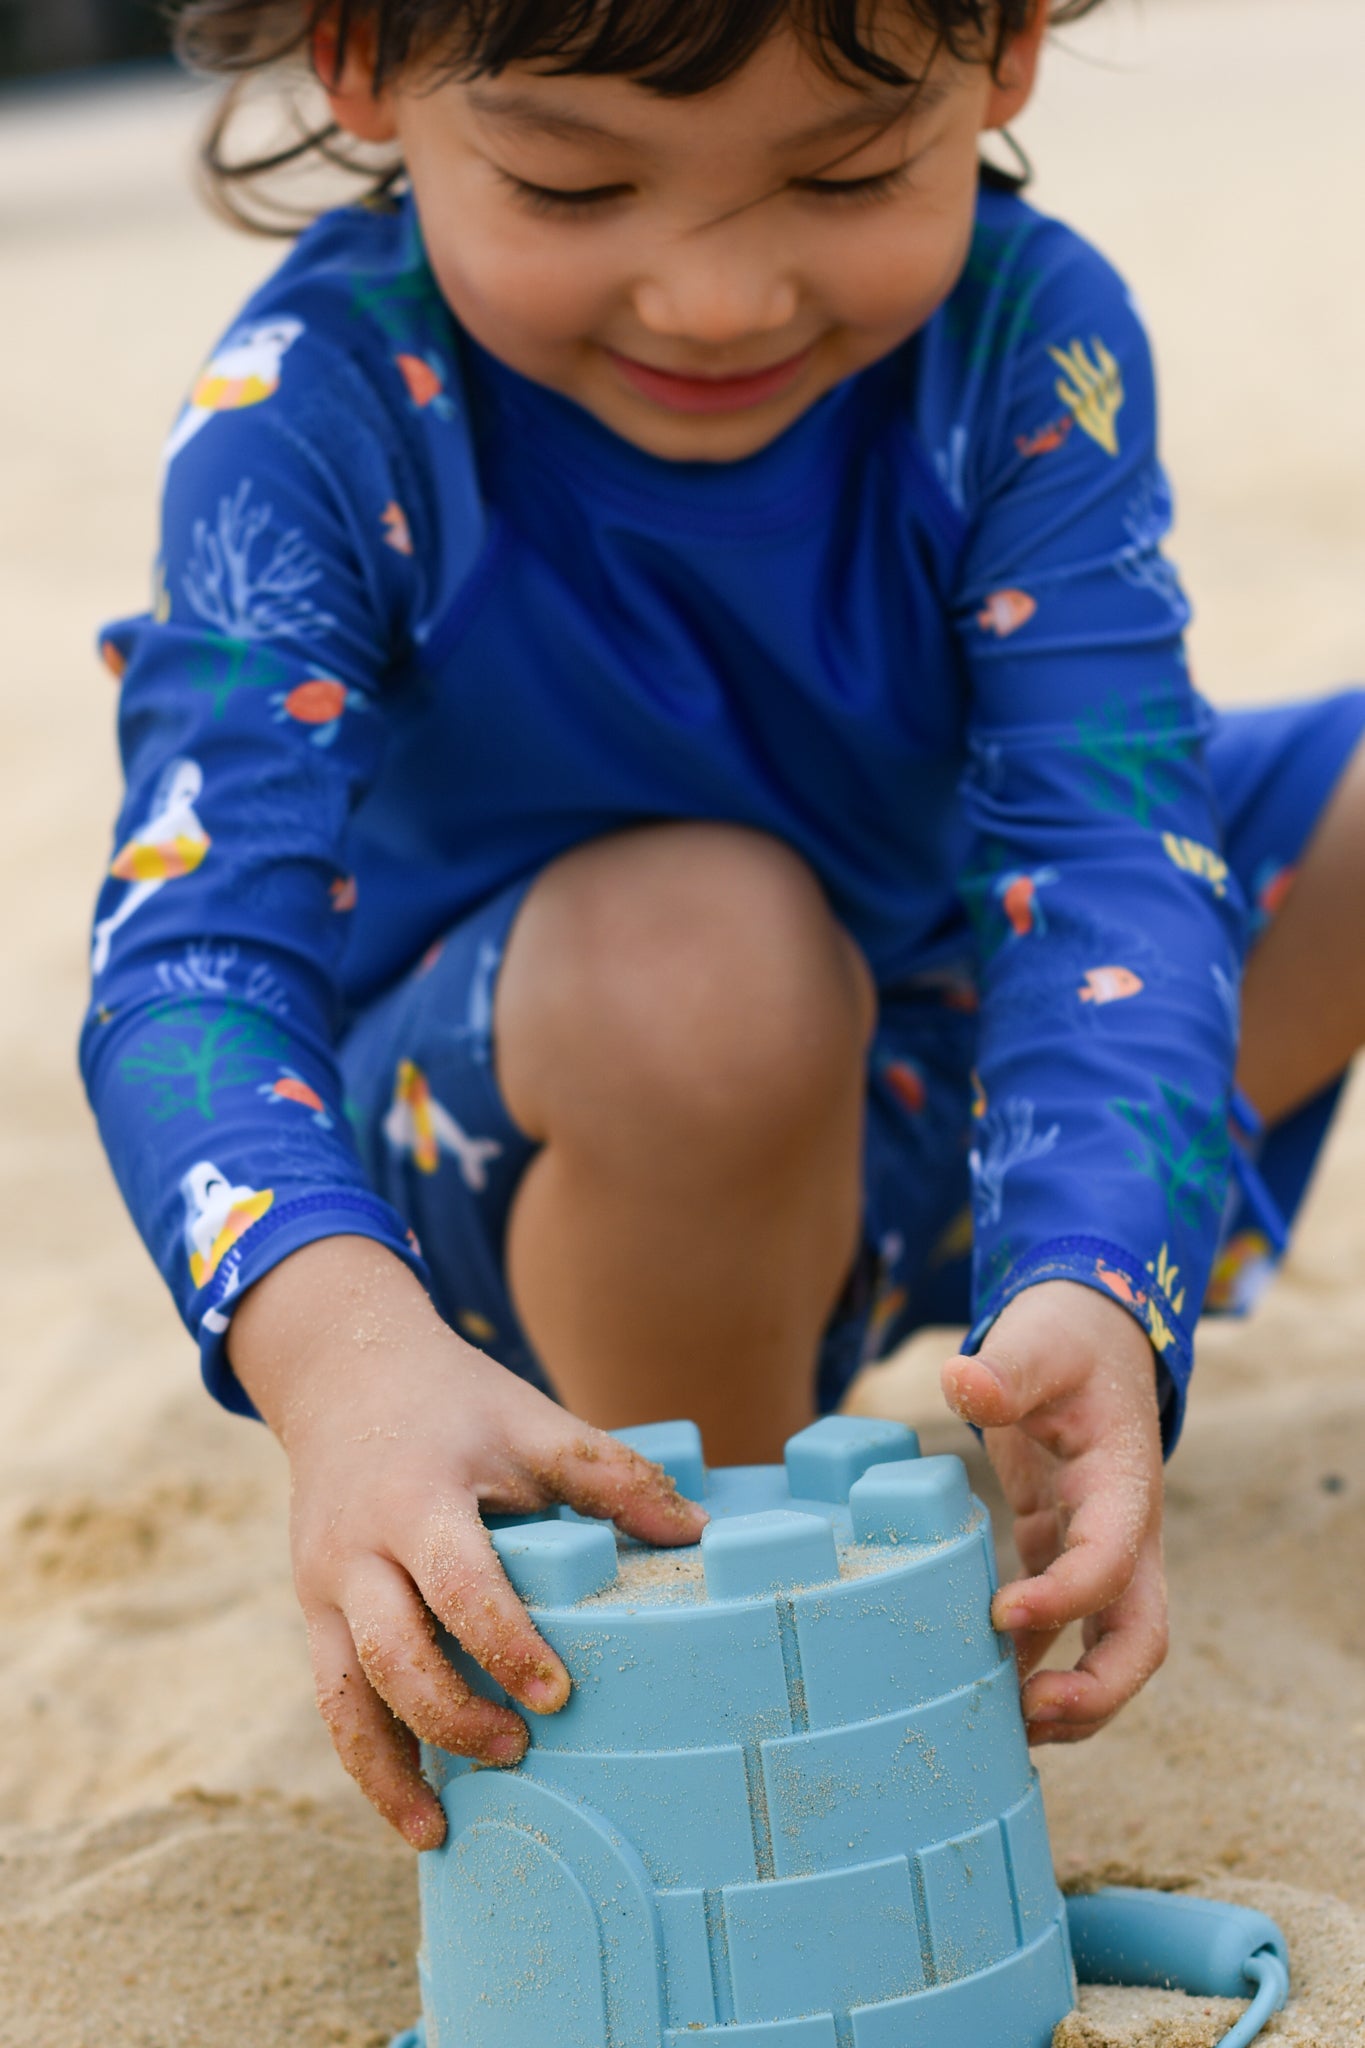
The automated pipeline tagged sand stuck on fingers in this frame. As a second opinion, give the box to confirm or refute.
[3,2,1364,2040]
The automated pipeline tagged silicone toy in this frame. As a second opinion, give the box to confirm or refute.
[411,1415,1074,2047]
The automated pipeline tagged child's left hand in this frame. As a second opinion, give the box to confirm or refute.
[940,1279,1167,1743]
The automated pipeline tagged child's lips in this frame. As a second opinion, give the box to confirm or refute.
[604,342,815,414]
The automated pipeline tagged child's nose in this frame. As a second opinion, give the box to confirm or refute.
[631,249,799,346]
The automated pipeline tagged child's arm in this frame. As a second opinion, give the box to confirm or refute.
[928,209,1244,1733]
[228,1235,706,1848]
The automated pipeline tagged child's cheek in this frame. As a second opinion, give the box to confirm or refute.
[424,213,612,358]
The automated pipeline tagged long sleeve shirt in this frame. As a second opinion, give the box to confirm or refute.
[81,182,1244,1443]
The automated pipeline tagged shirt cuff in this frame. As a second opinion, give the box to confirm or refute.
[965,1234,1192,1456]
[190,1188,431,1417]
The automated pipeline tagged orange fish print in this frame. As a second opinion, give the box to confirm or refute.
[884,1060,927,1115]
[1079,966,1145,1006]
[977,589,1038,639]
[382,501,414,556]
[395,351,459,417]
[330,874,358,913]
[1015,415,1074,460]
[279,677,348,725]
[100,638,127,681]
[271,676,362,748]
[970,1071,988,1121]
[259,1069,333,1129]
[996,867,1058,938]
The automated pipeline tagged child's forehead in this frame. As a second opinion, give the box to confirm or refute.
[456,18,957,153]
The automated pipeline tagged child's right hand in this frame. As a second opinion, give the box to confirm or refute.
[227,1234,708,1849]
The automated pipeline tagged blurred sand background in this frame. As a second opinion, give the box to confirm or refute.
[1,1,1364,2040]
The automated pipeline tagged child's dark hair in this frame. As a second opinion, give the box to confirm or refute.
[171,0,1106,231]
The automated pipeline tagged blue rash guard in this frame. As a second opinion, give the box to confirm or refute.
[81,180,1249,1443]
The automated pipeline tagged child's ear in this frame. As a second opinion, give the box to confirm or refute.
[313,11,398,144]
[982,0,1050,131]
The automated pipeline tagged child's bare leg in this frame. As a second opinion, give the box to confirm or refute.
[497,823,875,1466]
[1237,736,1365,1124]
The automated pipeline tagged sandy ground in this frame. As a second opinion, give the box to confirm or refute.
[1,2,1364,2040]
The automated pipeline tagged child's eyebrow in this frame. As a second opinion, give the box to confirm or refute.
[463,77,948,153]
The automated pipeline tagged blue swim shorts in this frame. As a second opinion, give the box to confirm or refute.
[341,690,1365,1416]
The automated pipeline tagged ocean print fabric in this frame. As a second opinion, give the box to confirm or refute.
[81,183,1245,1438]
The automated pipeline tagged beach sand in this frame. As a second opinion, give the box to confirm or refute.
[1,3,1363,2039]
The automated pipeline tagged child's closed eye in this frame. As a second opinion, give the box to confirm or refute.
[496,175,634,217]
[791,161,919,206]
[495,159,919,218]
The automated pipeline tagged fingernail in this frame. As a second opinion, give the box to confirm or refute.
[487,1729,527,1765]
[1025,1699,1066,1723]
[994,1599,1031,1630]
[523,1671,569,1713]
[405,1805,444,1850]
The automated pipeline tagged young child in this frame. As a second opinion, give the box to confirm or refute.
[83,0,1365,1855]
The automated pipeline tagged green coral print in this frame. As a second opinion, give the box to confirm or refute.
[1068,694,1196,825]
[350,256,452,355]
[119,1001,290,1121]
[1110,1081,1229,1231]
[975,1235,1024,1302]
[942,225,1041,371]
[189,635,288,719]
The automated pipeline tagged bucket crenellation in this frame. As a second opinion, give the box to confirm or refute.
[416,1414,1076,2047]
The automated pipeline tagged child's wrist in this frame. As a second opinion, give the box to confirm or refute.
[227,1234,457,1444]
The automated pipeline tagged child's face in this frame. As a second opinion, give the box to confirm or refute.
[327,8,1047,462]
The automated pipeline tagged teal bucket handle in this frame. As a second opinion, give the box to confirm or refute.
[1066,1886,1291,2048]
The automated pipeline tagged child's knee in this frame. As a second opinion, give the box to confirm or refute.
[497,822,874,1156]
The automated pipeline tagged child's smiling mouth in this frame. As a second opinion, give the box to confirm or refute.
[602,342,816,414]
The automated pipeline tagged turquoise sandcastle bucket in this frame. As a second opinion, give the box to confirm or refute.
[393,1415,1289,2048]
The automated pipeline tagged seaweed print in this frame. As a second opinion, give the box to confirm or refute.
[1048,337,1125,457]
[1110,1080,1230,1231]
[969,1099,1061,1227]
[119,1000,290,1122]
[1069,695,1194,825]
[1114,469,1185,618]
[183,479,336,644]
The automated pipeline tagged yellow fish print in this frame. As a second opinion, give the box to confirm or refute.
[93,758,210,974]
[163,317,304,469]
[1162,833,1230,898]
[1048,337,1125,457]
[384,1058,503,1190]
[180,1161,274,1289]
